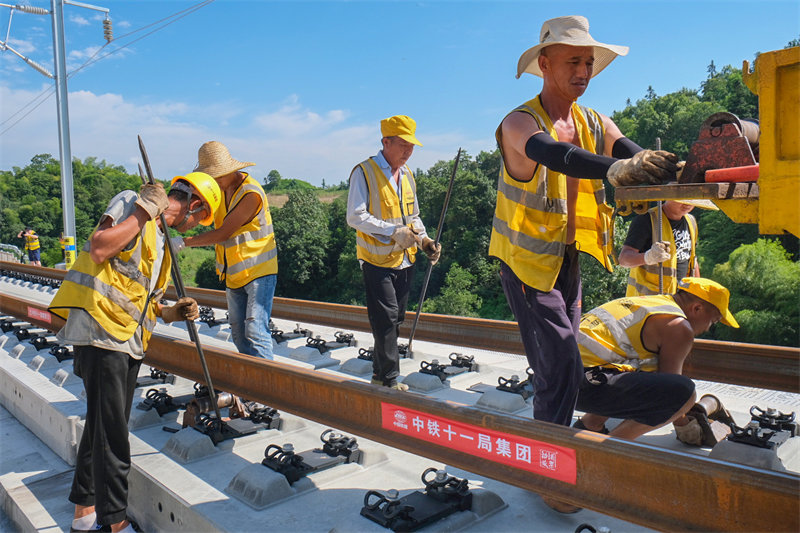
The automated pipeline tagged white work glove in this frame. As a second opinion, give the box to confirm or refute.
[674,416,704,446]
[160,297,199,323]
[606,150,679,186]
[170,236,186,253]
[135,183,169,220]
[392,226,421,250]
[643,241,671,265]
[421,237,442,265]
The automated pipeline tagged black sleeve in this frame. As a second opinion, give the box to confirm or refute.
[623,213,654,252]
[524,133,617,179]
[612,136,644,159]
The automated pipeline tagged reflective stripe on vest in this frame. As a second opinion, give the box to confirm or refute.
[214,175,278,289]
[48,218,170,349]
[626,210,697,296]
[489,96,614,291]
[355,157,418,268]
[577,295,686,372]
[25,234,40,251]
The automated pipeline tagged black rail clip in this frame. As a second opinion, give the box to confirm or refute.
[262,429,361,484]
[727,406,797,449]
[360,468,472,532]
[198,306,228,327]
[241,401,282,429]
[137,388,178,416]
[136,367,175,388]
[0,319,17,333]
[419,360,451,382]
[497,367,535,400]
[307,331,357,353]
[49,345,73,362]
[448,353,478,372]
[358,347,374,361]
[193,413,255,446]
[397,343,411,359]
[30,335,56,351]
[272,323,313,344]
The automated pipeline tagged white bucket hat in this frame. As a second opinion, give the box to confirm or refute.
[516,15,629,79]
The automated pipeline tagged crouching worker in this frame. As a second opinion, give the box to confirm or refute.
[574,277,739,442]
[48,172,221,533]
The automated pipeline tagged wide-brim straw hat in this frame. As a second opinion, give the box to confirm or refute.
[193,141,254,179]
[516,15,629,79]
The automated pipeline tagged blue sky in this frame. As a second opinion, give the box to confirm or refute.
[1,0,798,187]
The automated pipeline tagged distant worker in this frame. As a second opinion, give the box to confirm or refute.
[574,277,739,443]
[48,172,221,533]
[489,15,679,435]
[346,115,441,391]
[17,227,41,266]
[619,200,718,296]
[173,141,278,360]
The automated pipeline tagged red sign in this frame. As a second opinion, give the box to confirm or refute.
[381,402,576,484]
[27,306,51,324]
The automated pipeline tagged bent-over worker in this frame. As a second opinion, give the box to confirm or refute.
[49,172,221,533]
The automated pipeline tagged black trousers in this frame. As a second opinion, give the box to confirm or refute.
[69,345,142,526]
[362,262,414,383]
[499,244,583,426]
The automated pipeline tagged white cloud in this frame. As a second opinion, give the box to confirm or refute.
[0,86,491,187]
[69,15,90,27]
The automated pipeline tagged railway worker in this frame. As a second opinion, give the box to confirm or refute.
[48,172,221,533]
[574,277,739,443]
[17,227,42,266]
[489,15,680,431]
[172,141,278,360]
[619,200,718,296]
[346,115,441,391]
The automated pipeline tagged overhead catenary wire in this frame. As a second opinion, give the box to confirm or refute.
[0,0,216,136]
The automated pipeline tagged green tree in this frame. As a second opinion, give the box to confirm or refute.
[711,239,799,346]
[422,263,482,317]
[271,190,330,298]
[264,169,282,191]
[195,256,225,290]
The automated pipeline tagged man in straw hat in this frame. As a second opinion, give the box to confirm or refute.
[346,115,441,391]
[489,15,682,433]
[49,173,220,533]
[620,200,719,296]
[174,141,278,360]
[574,277,739,443]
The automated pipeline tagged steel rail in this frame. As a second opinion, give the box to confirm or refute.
[0,293,798,533]
[2,261,799,393]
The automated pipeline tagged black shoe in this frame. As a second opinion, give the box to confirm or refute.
[572,418,609,434]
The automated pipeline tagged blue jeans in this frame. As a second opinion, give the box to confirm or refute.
[226,274,276,360]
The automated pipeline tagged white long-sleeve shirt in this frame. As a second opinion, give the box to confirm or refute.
[346,150,428,269]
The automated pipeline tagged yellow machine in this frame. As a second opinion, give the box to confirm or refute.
[615,46,800,238]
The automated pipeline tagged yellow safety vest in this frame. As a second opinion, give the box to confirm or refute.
[577,294,686,372]
[489,95,614,292]
[354,157,419,268]
[25,233,40,251]
[49,220,171,350]
[626,209,697,297]
[215,174,278,289]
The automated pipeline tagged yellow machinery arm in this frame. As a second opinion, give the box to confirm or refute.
[615,46,800,238]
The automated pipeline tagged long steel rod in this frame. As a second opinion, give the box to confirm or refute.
[137,136,222,422]
[655,137,664,294]
[407,148,461,353]
[1,295,796,532]
[2,261,798,393]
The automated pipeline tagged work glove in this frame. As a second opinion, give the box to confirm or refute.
[392,225,421,250]
[421,237,442,265]
[643,241,671,265]
[606,150,679,186]
[135,183,169,220]
[160,297,199,323]
[674,416,705,446]
[170,236,186,253]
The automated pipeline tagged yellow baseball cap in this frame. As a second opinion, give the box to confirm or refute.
[677,277,739,328]
[380,115,422,146]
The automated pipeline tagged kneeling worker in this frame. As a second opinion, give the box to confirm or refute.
[574,277,739,442]
[49,172,221,533]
